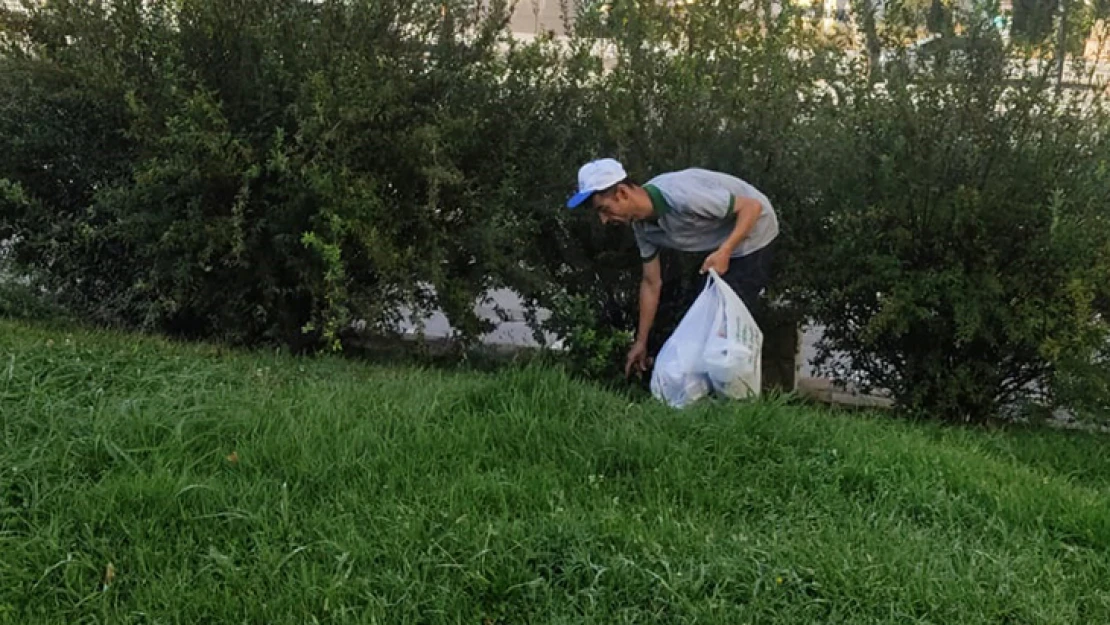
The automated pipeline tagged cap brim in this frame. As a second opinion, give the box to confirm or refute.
[566,190,594,209]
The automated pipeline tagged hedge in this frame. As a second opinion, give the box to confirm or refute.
[2,0,1108,421]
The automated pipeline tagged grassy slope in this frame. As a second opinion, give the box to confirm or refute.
[1,319,1109,624]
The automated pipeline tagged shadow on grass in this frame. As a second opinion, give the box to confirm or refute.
[341,333,655,403]
[0,281,70,323]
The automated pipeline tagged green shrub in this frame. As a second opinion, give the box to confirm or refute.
[519,0,845,386]
[0,0,553,350]
[797,18,1110,421]
[2,0,1108,422]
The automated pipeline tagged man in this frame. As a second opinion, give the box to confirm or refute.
[566,158,779,377]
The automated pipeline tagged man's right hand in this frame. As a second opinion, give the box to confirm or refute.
[625,341,651,378]
[628,258,661,379]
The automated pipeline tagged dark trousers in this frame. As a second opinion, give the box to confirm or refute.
[719,242,774,317]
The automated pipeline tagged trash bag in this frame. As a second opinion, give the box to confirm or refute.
[649,279,717,409]
[702,271,762,400]
[650,269,763,408]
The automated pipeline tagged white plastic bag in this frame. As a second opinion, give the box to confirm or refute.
[650,269,763,408]
[648,279,717,408]
[702,270,763,400]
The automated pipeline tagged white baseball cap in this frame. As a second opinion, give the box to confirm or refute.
[566,158,628,208]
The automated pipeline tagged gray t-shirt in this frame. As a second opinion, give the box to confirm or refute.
[632,168,779,261]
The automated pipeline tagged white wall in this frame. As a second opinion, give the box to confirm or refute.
[509,0,573,36]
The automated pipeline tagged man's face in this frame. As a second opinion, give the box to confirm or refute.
[591,185,636,225]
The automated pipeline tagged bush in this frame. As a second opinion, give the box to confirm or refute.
[515,0,849,390]
[797,16,1110,421]
[2,0,1108,422]
[1,0,558,350]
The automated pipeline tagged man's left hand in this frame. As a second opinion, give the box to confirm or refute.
[700,248,731,275]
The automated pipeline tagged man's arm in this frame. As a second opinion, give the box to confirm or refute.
[626,256,662,377]
[636,256,662,345]
[721,196,762,254]
[701,196,762,274]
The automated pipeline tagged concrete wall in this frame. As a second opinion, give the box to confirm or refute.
[389,286,875,400]
[394,287,564,350]
[509,0,573,36]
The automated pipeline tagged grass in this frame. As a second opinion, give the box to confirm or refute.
[2,318,1109,624]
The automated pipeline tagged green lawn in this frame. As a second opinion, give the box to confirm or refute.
[2,319,1109,624]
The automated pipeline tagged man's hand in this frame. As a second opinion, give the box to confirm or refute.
[625,341,651,378]
[703,197,761,276]
[700,247,731,275]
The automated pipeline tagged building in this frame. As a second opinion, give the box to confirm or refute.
[509,0,571,36]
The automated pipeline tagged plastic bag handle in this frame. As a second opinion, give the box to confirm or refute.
[706,268,726,291]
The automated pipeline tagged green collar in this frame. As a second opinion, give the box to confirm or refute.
[644,184,671,217]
